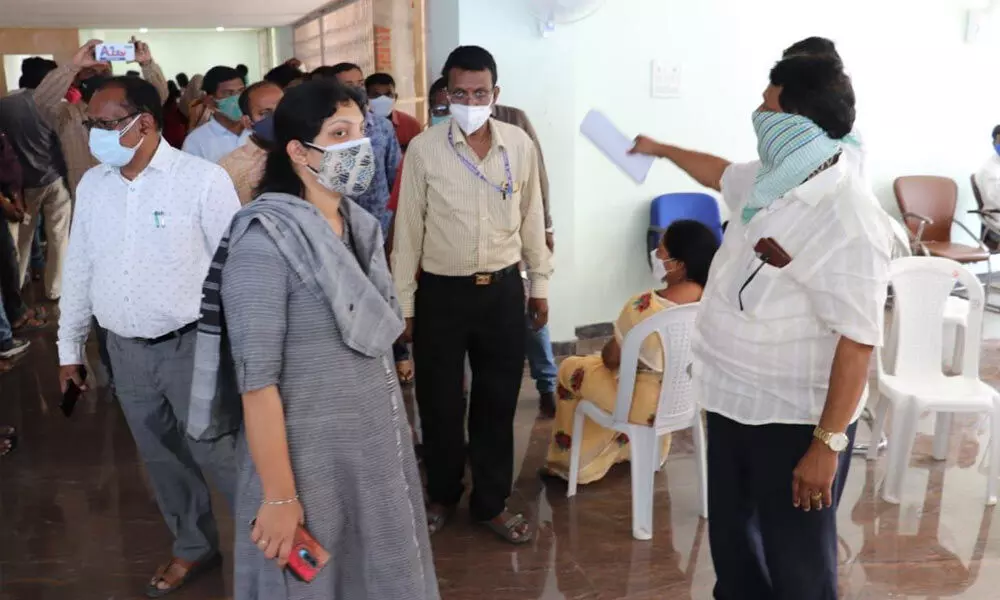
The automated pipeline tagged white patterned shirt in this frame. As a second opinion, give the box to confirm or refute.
[181,117,245,163]
[58,139,240,365]
[692,158,891,425]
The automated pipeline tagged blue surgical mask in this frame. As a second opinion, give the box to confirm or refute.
[430,115,450,126]
[88,115,144,167]
[251,114,275,144]
[993,142,1000,157]
[216,95,243,121]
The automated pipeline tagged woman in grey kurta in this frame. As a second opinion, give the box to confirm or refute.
[218,80,438,599]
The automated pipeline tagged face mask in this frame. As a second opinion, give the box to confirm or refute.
[650,249,669,283]
[88,114,144,167]
[251,114,275,144]
[994,143,1000,157]
[744,110,840,224]
[369,95,394,119]
[430,114,450,126]
[216,95,243,121]
[450,103,492,134]
[307,137,376,197]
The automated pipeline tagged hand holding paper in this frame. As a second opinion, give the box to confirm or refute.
[579,110,655,184]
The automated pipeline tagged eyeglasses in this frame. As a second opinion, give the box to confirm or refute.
[448,90,493,105]
[83,113,140,132]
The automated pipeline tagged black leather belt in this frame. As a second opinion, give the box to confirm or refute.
[424,264,519,286]
[136,321,198,345]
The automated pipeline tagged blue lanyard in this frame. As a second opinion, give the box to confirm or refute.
[448,126,514,199]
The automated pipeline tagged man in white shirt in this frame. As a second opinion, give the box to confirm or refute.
[181,65,246,162]
[57,76,240,597]
[632,56,890,598]
[974,125,1000,245]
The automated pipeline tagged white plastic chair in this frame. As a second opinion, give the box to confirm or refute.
[885,216,969,372]
[566,303,707,540]
[868,257,1000,505]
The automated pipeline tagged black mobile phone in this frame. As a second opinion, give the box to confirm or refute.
[60,366,88,418]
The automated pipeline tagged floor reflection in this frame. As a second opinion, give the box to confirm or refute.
[4,324,1000,599]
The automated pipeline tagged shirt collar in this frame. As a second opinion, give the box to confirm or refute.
[786,155,848,206]
[101,136,176,178]
[209,116,240,138]
[449,117,506,151]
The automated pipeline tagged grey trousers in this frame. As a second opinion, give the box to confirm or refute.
[106,327,237,561]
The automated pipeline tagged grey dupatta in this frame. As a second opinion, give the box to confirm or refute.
[187,192,404,440]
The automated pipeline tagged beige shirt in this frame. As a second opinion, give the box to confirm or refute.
[219,139,268,205]
[392,118,552,318]
[34,62,169,196]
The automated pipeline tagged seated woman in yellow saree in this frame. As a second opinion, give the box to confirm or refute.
[543,220,719,485]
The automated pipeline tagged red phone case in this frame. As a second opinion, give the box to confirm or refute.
[286,526,331,583]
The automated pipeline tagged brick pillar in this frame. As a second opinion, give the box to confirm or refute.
[374,26,392,72]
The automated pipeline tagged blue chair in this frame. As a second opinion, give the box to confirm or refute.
[647,193,724,260]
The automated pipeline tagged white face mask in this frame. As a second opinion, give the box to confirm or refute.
[369,95,394,119]
[650,249,668,283]
[306,137,376,197]
[449,103,492,134]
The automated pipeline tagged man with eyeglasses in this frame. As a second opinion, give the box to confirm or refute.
[34,38,168,197]
[392,45,552,545]
[57,76,239,598]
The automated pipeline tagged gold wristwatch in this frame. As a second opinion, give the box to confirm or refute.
[813,426,849,453]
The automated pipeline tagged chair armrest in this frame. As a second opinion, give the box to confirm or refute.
[901,211,932,246]
[902,211,933,225]
[953,219,990,252]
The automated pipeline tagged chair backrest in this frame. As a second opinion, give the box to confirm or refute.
[882,257,984,382]
[893,176,958,243]
[648,193,724,254]
[613,302,699,429]
[971,174,985,211]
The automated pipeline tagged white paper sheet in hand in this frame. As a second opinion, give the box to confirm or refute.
[579,109,655,184]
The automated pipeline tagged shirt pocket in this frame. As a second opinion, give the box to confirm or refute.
[487,183,523,237]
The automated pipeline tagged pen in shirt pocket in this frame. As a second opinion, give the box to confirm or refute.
[153,210,166,228]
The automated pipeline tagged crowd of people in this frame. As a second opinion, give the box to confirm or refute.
[0,30,926,600]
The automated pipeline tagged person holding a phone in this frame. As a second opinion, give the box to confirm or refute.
[630,54,891,599]
[201,78,437,599]
[57,75,240,597]
[34,38,168,197]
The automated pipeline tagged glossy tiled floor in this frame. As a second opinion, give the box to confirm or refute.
[4,317,1000,599]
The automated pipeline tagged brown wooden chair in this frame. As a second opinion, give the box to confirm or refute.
[893,175,992,306]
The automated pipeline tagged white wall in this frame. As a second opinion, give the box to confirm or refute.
[78,29,265,83]
[444,0,1000,341]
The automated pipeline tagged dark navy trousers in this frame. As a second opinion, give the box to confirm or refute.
[706,411,857,600]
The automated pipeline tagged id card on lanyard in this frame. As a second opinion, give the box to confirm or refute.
[448,126,514,199]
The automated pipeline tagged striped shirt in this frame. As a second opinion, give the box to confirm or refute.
[391,118,552,318]
[34,62,169,196]
[692,158,891,426]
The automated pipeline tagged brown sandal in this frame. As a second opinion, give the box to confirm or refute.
[145,553,221,598]
[12,307,47,333]
[396,359,414,385]
[481,510,534,545]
